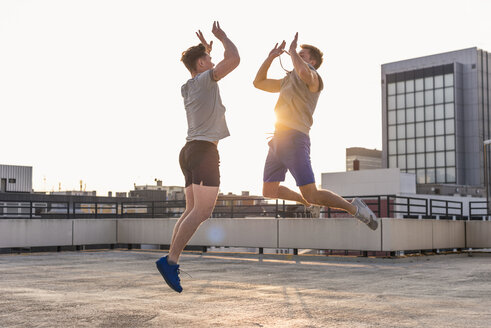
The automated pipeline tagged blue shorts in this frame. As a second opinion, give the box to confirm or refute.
[263,128,315,187]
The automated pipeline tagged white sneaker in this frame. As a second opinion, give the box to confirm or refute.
[306,205,321,218]
[352,198,378,230]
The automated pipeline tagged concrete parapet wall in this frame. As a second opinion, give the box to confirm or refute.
[1,218,490,251]
[381,218,467,251]
[73,219,117,245]
[382,219,433,251]
[0,219,72,248]
[432,220,465,249]
[278,218,381,251]
[117,219,176,245]
[466,221,491,248]
[188,218,278,248]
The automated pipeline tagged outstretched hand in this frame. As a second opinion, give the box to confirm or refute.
[211,21,227,41]
[196,30,213,54]
[289,32,298,54]
[268,40,286,59]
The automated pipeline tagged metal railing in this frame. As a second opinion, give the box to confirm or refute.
[321,195,463,220]
[0,201,70,219]
[469,201,491,220]
[0,195,466,220]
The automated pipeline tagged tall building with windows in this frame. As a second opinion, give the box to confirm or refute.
[381,48,491,191]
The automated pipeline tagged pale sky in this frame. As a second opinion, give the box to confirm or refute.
[2,0,491,196]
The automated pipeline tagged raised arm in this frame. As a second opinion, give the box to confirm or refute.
[208,21,240,81]
[253,41,285,93]
[289,33,319,93]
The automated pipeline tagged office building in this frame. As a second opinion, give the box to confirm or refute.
[381,48,491,196]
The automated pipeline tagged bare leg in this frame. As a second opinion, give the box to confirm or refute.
[170,185,194,248]
[299,183,356,215]
[263,181,310,206]
[168,184,219,264]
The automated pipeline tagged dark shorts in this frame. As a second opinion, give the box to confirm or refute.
[263,128,315,187]
[179,140,220,187]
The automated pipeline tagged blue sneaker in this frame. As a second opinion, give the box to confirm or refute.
[156,256,183,293]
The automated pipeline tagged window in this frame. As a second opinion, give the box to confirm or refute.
[446,167,456,183]
[397,110,406,124]
[8,178,16,183]
[415,78,424,91]
[407,154,416,169]
[434,75,444,88]
[388,111,396,124]
[445,119,454,134]
[397,124,406,138]
[426,153,435,167]
[389,155,397,168]
[407,138,415,153]
[406,123,415,138]
[436,152,445,166]
[416,122,425,137]
[424,76,433,89]
[436,168,446,183]
[388,126,396,139]
[444,73,453,86]
[406,93,415,107]
[425,121,434,136]
[435,104,444,120]
[446,135,455,150]
[416,107,425,121]
[397,81,405,94]
[388,96,396,110]
[417,170,426,183]
[388,83,396,95]
[406,80,414,93]
[406,107,415,123]
[445,87,454,102]
[425,90,434,105]
[435,120,444,135]
[416,138,425,153]
[426,137,435,151]
[435,135,445,151]
[398,155,406,169]
[415,91,424,106]
[397,94,405,109]
[446,151,455,166]
[389,141,397,154]
[426,168,435,183]
[425,106,434,120]
[398,139,406,153]
[435,88,444,104]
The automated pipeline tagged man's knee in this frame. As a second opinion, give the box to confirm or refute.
[194,205,215,221]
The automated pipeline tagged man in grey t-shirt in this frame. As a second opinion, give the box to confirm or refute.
[254,33,377,230]
[156,22,239,293]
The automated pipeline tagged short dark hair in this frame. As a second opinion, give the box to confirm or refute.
[300,44,323,69]
[181,44,207,73]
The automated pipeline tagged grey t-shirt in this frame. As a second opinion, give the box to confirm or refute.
[181,70,230,142]
[274,65,323,135]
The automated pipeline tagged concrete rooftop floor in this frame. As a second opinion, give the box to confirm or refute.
[1,249,490,328]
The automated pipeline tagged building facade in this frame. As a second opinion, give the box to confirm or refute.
[0,164,32,193]
[381,48,491,193]
[346,147,382,171]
